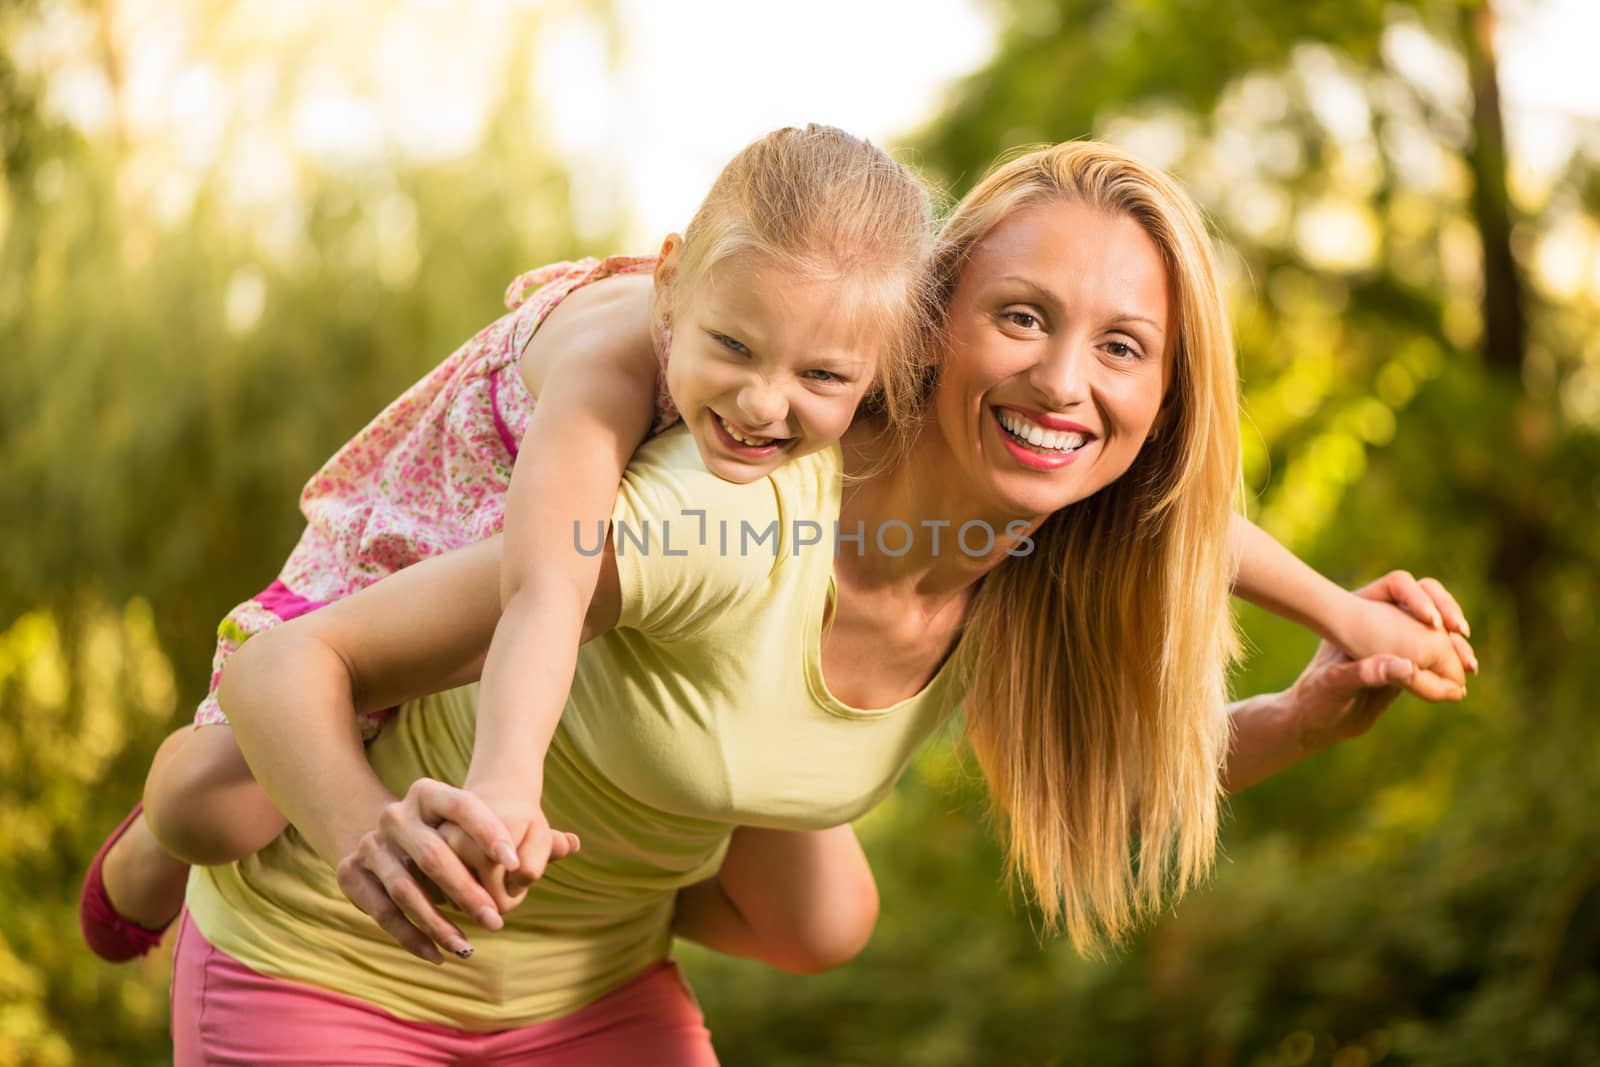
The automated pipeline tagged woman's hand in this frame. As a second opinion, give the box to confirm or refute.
[1332,570,1477,704]
[1225,573,1476,793]
[333,778,575,963]
[1290,574,1474,752]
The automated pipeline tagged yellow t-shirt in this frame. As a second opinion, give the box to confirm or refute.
[185,426,963,1029]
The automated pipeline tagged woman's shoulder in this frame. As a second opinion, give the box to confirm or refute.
[621,428,842,528]
[610,429,842,638]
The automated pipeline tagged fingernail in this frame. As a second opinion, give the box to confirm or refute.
[1431,611,1443,629]
[493,843,519,868]
[1461,620,1472,638]
[476,907,502,930]
[454,943,474,960]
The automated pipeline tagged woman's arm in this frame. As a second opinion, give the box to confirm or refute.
[1222,572,1472,794]
[1228,514,1474,698]
[219,535,624,961]
[218,537,505,863]
[467,273,657,882]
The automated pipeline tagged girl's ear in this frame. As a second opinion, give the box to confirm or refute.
[654,233,683,289]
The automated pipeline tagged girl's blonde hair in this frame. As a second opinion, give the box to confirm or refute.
[937,142,1242,954]
[656,125,935,435]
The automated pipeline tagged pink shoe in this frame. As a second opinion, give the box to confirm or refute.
[79,802,176,962]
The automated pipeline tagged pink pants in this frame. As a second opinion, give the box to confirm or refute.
[170,914,718,1066]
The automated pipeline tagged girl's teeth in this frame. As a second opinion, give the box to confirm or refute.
[997,410,1086,453]
[720,416,773,447]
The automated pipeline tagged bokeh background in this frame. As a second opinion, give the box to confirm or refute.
[3,0,1598,1063]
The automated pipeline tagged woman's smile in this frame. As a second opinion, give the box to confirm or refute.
[991,404,1095,470]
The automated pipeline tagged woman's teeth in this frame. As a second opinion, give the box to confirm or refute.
[719,415,777,448]
[997,410,1087,453]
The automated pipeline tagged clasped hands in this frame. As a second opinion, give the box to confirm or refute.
[335,780,579,964]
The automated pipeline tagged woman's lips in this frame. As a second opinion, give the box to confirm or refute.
[991,406,1091,471]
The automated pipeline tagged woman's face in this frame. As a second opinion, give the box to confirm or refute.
[932,198,1175,522]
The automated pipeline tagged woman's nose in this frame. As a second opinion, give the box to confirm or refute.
[1027,339,1093,412]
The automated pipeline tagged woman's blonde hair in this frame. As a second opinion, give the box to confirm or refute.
[938,142,1242,954]
[655,124,936,436]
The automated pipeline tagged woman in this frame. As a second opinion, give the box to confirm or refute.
[190,142,1472,1063]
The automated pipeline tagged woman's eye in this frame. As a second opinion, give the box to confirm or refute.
[1104,340,1143,361]
[1002,310,1042,331]
[712,333,750,356]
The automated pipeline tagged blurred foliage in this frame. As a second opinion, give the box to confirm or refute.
[3,0,1598,1064]
[1,1,603,1062]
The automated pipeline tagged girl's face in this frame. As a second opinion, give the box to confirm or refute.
[663,253,882,483]
[932,198,1175,522]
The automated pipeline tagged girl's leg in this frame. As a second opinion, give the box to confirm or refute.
[143,723,287,865]
[85,724,286,960]
[672,824,878,975]
[97,807,186,930]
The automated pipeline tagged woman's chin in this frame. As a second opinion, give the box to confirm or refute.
[979,462,1111,521]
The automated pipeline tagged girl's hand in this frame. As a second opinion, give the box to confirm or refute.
[334,777,526,964]
[1335,570,1477,702]
[1290,575,1474,753]
[461,777,582,901]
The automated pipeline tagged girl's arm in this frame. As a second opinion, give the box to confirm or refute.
[218,534,627,961]
[464,272,660,882]
[672,825,879,974]
[1228,514,1475,699]
[219,537,505,866]
[1223,572,1472,794]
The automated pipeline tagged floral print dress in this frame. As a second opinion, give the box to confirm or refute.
[192,256,675,736]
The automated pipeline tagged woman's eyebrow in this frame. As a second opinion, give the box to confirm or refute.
[1107,313,1165,336]
[994,275,1057,303]
[995,276,1166,336]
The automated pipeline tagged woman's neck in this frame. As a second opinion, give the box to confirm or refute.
[838,418,1032,603]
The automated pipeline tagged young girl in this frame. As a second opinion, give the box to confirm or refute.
[83,125,1471,970]
[83,123,936,964]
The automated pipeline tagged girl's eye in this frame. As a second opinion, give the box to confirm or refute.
[712,332,750,356]
[802,369,844,384]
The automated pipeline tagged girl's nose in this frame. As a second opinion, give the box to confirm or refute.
[735,380,788,428]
